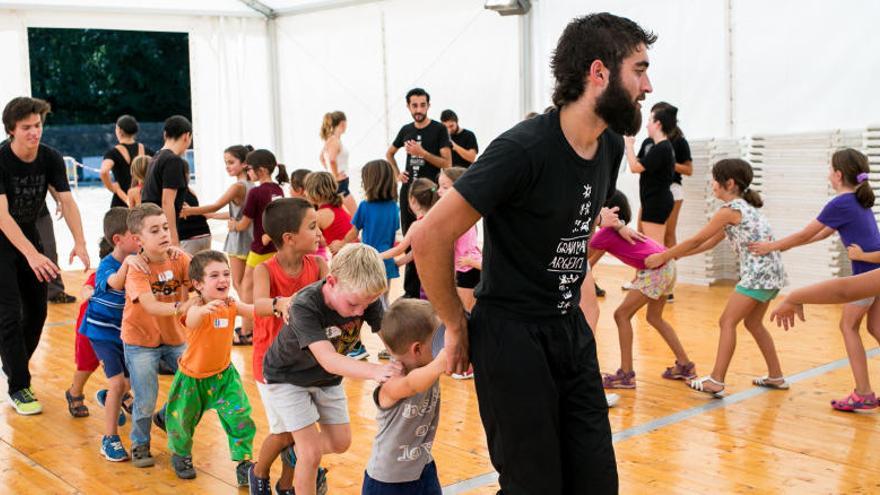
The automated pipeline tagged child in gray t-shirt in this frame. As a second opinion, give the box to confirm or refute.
[363,299,447,494]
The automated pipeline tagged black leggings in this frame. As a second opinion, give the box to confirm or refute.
[0,232,48,395]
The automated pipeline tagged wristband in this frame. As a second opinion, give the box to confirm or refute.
[272,297,281,317]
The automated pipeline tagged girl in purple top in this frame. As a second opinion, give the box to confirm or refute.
[589,191,695,389]
[751,148,880,411]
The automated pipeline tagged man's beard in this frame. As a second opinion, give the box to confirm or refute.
[595,73,641,136]
[412,113,427,123]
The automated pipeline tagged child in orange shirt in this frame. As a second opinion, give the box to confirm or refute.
[164,250,280,484]
[121,204,195,468]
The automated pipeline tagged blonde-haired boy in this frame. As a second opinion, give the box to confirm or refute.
[251,244,400,495]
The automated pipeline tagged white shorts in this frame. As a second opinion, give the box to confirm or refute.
[670,182,684,202]
[848,296,878,308]
[257,381,349,434]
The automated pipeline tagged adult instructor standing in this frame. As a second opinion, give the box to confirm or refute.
[386,88,451,298]
[413,14,656,494]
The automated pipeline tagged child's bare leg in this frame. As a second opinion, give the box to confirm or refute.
[742,300,783,379]
[230,256,246,299]
[291,423,350,495]
[238,265,255,338]
[612,291,649,372]
[69,370,92,397]
[840,303,873,395]
[456,287,476,313]
[866,298,880,346]
[646,297,690,364]
[705,292,759,391]
[104,374,127,436]
[254,432,293,478]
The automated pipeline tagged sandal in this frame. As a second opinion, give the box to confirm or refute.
[831,390,878,412]
[602,369,636,389]
[65,389,89,418]
[662,361,697,381]
[233,327,253,346]
[753,375,790,390]
[689,376,727,398]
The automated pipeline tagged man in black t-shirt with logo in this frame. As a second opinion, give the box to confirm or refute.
[141,115,193,246]
[413,14,657,494]
[386,88,451,298]
[0,97,90,415]
[440,109,478,168]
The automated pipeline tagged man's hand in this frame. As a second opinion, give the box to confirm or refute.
[598,206,619,229]
[398,171,410,184]
[27,251,60,282]
[404,140,425,157]
[444,314,470,375]
[69,243,91,271]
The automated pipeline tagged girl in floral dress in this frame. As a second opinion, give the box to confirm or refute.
[645,159,788,397]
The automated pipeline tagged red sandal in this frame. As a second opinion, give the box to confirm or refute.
[831,390,878,412]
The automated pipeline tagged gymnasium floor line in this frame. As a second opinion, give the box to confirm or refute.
[45,319,75,328]
[440,346,880,494]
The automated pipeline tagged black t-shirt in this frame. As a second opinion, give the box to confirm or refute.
[103,142,155,207]
[454,110,622,319]
[636,139,675,202]
[0,143,70,233]
[141,148,188,217]
[392,120,451,184]
[450,128,479,167]
[641,136,691,184]
[176,189,211,240]
[262,280,384,387]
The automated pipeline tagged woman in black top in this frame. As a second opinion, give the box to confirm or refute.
[99,115,154,207]
[624,104,677,244]
[651,102,693,247]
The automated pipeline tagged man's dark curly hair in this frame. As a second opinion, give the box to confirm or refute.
[551,13,656,108]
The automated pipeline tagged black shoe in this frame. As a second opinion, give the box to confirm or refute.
[49,292,76,304]
[131,443,154,468]
[152,405,166,432]
[171,454,196,479]
[248,463,271,495]
[236,460,253,487]
[667,293,674,302]
[594,283,606,298]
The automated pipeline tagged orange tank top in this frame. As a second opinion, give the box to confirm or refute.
[252,254,322,382]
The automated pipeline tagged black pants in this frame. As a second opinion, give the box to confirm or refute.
[469,303,618,495]
[35,209,65,298]
[0,230,49,395]
[399,184,421,298]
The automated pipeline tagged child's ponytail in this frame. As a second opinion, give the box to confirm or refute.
[712,158,763,208]
[409,178,440,211]
[832,148,875,208]
[275,163,289,185]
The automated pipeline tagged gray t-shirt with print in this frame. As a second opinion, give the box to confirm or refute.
[366,380,441,483]
[262,280,383,387]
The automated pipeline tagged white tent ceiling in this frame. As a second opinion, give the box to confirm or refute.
[0,0,383,17]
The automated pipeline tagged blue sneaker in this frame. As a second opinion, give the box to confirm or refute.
[248,463,271,495]
[95,389,126,426]
[346,342,369,360]
[279,447,328,494]
[100,435,129,462]
[280,445,297,467]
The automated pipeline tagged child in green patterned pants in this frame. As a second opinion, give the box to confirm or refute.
[166,250,281,485]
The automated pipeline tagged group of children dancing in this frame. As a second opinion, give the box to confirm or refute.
[62,135,879,495]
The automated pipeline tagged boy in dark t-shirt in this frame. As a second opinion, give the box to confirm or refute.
[141,115,192,245]
[250,244,400,495]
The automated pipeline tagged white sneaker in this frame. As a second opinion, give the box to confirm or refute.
[452,371,474,380]
[621,282,635,291]
[605,393,620,408]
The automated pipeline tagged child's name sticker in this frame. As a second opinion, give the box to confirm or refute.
[214,318,229,328]
[158,270,174,282]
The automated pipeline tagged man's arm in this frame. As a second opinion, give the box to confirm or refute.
[411,189,480,374]
[386,145,401,178]
[422,147,452,170]
[451,142,478,164]
[56,191,90,270]
[161,188,179,245]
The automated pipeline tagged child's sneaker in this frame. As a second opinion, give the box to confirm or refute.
[605,393,620,408]
[100,435,129,462]
[831,390,878,412]
[8,388,42,415]
[377,349,391,360]
[235,460,253,487]
[316,467,329,495]
[347,342,369,360]
[662,361,697,381]
[95,389,126,426]
[452,370,474,380]
[248,463,271,495]
[602,369,636,389]
[274,481,294,495]
[171,454,196,479]
[152,405,166,432]
[131,443,154,468]
[279,448,327,494]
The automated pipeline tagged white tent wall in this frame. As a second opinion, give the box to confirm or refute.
[274,0,520,197]
[0,8,274,202]
[732,0,880,135]
[530,0,730,219]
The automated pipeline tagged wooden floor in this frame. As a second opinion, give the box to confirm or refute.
[2,264,878,494]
